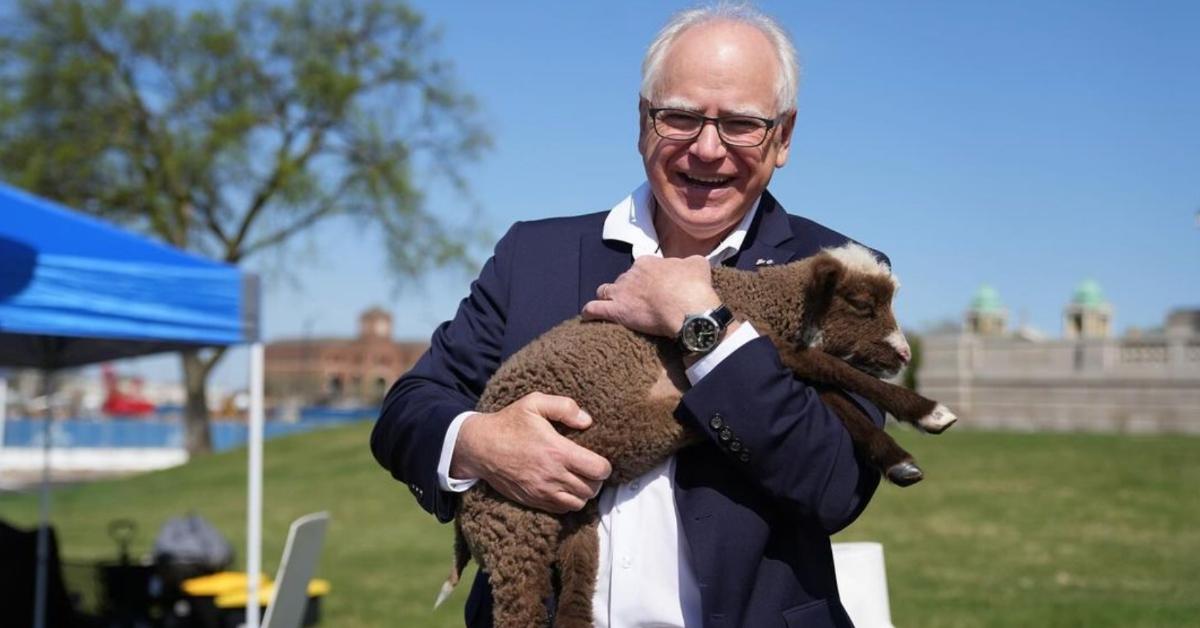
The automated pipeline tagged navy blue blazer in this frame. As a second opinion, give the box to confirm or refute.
[371,191,888,628]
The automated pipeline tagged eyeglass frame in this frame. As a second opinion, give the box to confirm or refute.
[646,107,781,148]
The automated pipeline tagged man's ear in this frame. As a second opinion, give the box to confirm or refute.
[637,97,650,152]
[774,110,797,168]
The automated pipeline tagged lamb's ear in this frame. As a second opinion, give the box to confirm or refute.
[808,255,845,310]
[796,255,844,345]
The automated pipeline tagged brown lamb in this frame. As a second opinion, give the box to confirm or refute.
[439,243,957,628]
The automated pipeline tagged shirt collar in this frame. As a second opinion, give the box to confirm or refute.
[602,181,761,264]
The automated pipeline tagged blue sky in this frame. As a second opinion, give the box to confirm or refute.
[156,1,1198,388]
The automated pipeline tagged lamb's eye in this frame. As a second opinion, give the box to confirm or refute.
[846,297,873,314]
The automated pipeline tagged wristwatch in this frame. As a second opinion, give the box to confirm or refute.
[677,304,734,354]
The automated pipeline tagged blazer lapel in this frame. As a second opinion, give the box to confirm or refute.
[726,191,799,270]
[577,233,634,312]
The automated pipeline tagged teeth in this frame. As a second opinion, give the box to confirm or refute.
[683,173,730,185]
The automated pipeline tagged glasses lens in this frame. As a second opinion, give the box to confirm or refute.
[654,111,703,139]
[651,110,771,146]
[718,117,769,147]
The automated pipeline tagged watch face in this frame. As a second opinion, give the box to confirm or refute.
[682,317,720,352]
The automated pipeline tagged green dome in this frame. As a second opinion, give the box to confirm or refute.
[970,284,1004,313]
[1072,279,1106,307]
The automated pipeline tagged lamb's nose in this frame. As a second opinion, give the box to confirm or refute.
[886,329,911,364]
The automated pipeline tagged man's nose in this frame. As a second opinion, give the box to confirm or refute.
[688,121,727,161]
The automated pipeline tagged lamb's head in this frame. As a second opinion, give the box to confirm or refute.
[797,244,911,378]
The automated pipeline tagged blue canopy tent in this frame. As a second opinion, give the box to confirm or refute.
[0,181,269,628]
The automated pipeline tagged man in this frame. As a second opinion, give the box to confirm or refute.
[372,5,889,627]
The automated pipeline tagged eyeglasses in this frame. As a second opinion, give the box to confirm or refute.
[647,107,778,148]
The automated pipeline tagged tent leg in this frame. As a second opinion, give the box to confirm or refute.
[0,373,7,456]
[247,343,265,628]
[33,369,53,628]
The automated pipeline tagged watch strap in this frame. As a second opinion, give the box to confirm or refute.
[708,304,733,329]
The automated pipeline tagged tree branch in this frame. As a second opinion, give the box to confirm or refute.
[81,28,190,246]
[197,199,232,250]
[234,179,353,262]
[227,121,331,257]
[199,346,229,380]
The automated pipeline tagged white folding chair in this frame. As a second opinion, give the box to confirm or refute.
[262,512,330,628]
[832,541,896,628]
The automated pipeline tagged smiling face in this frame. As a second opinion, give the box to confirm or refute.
[639,21,795,255]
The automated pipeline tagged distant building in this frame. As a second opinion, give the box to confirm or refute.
[921,281,1200,434]
[1062,279,1112,340]
[264,308,428,405]
[965,284,1007,337]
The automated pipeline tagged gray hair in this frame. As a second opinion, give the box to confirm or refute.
[640,3,800,115]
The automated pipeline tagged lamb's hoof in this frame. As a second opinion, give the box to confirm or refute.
[917,403,958,434]
[886,461,924,486]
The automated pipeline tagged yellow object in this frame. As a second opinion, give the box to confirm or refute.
[213,578,331,609]
[181,571,271,597]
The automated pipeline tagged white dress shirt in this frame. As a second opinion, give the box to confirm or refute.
[437,182,762,627]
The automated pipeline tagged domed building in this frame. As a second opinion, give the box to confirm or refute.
[1063,279,1112,340]
[965,284,1007,337]
[920,282,1200,434]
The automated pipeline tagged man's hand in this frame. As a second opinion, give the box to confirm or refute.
[582,255,720,337]
[451,392,612,514]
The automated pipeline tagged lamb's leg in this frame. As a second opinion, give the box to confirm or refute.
[772,340,957,433]
[490,558,555,628]
[486,531,557,628]
[819,388,923,486]
[461,489,560,628]
[553,504,600,628]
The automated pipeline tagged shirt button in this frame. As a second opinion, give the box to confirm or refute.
[620,556,633,569]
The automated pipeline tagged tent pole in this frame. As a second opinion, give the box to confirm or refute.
[247,343,265,628]
[33,368,53,628]
[0,372,7,457]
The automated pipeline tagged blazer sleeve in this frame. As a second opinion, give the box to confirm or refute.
[676,330,887,535]
[370,223,521,523]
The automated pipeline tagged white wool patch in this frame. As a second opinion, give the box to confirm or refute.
[823,243,899,289]
[885,328,911,359]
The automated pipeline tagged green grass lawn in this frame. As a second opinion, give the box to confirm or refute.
[2,423,1197,627]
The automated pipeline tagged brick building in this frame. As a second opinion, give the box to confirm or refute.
[265,308,427,405]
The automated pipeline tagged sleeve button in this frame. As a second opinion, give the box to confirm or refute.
[718,428,733,442]
[729,439,743,453]
[709,414,725,430]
